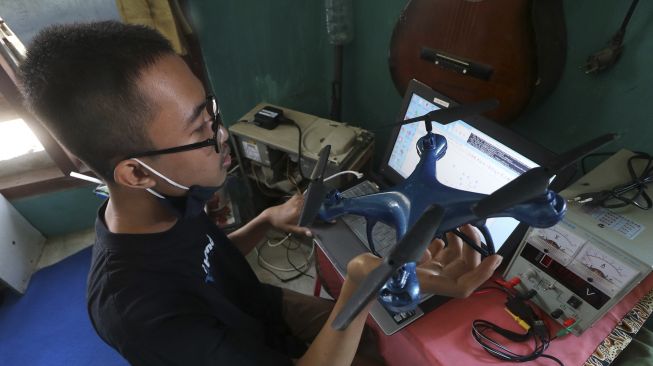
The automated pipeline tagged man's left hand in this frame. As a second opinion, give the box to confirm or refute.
[263,194,312,237]
[346,224,502,297]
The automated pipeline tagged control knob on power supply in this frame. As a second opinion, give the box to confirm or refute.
[541,280,560,295]
[523,269,539,282]
[551,309,564,319]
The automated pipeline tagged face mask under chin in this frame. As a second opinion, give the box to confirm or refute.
[133,158,224,219]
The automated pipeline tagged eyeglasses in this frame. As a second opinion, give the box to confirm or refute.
[129,94,225,159]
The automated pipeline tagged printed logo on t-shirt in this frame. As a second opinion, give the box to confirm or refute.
[201,234,215,283]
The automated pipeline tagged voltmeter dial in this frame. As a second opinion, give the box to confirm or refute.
[530,225,585,265]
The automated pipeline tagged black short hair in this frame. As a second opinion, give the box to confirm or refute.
[19,21,175,182]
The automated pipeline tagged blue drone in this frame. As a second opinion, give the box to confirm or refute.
[297,100,616,330]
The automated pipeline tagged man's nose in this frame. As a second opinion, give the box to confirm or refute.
[219,124,229,144]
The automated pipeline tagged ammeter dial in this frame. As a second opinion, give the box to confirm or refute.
[574,244,639,296]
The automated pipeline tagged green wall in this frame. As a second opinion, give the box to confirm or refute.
[10,186,101,237]
[512,0,653,155]
[188,1,332,124]
[189,0,406,163]
[340,1,406,163]
[190,0,653,161]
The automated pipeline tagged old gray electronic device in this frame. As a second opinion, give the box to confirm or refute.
[229,103,374,193]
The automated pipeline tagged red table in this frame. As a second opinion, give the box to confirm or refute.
[315,247,653,365]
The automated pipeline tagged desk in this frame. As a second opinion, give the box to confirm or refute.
[312,221,653,366]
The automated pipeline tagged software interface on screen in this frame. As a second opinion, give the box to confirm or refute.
[387,93,539,250]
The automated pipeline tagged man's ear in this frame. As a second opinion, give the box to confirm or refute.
[113,159,156,189]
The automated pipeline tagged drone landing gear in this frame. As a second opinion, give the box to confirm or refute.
[379,262,421,313]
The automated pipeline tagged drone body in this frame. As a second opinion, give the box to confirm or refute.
[317,130,568,319]
[319,132,567,256]
[297,100,616,330]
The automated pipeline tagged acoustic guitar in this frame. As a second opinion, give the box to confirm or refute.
[389,0,566,123]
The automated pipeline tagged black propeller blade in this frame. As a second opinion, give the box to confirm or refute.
[381,99,499,130]
[548,133,618,172]
[297,145,331,227]
[332,204,445,330]
[472,133,618,218]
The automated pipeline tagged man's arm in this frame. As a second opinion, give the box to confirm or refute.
[227,209,273,255]
[294,260,374,366]
[227,194,312,255]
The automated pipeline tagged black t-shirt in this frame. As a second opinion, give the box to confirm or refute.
[87,202,302,365]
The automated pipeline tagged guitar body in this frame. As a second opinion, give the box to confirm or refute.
[389,0,565,123]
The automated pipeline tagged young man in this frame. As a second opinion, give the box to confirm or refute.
[19,21,502,365]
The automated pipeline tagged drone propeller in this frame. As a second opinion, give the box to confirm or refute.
[332,204,445,330]
[381,99,499,132]
[297,144,331,227]
[472,133,618,218]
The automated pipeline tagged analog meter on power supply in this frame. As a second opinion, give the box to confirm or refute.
[572,244,639,298]
[530,225,584,264]
[503,150,653,335]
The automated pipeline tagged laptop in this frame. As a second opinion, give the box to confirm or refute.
[311,79,571,335]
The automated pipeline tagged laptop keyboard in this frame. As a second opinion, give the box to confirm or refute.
[340,181,397,257]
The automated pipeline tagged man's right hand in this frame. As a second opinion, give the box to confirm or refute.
[417,224,502,298]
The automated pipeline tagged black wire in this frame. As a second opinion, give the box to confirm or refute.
[256,239,313,283]
[288,119,308,180]
[616,0,640,41]
[578,152,653,210]
[367,222,382,258]
[581,150,647,174]
[257,252,305,283]
[441,232,448,246]
[581,152,614,174]
[471,290,564,365]
[450,229,489,257]
[603,155,652,210]
[283,236,315,279]
[471,319,563,365]
[368,242,381,258]
[476,224,495,255]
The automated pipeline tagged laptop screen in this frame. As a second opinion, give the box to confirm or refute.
[380,80,554,253]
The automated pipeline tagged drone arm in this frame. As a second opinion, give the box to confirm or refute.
[332,205,444,330]
[365,219,382,257]
[496,190,567,228]
[438,190,566,231]
[321,192,410,235]
[435,191,563,255]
